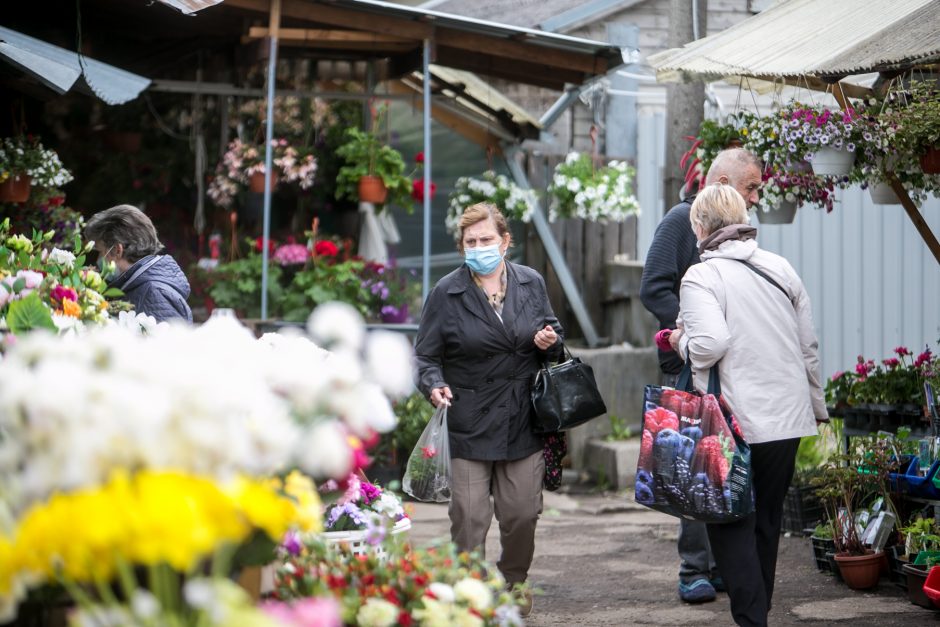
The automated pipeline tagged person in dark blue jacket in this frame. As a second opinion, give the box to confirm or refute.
[639,148,762,604]
[85,204,193,323]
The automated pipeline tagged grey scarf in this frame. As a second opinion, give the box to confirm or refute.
[698,224,757,254]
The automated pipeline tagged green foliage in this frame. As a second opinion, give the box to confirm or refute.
[280,258,369,322]
[604,415,632,441]
[6,291,56,333]
[207,254,284,319]
[883,81,940,156]
[901,516,940,556]
[680,117,742,191]
[824,371,857,408]
[811,436,901,555]
[334,127,413,210]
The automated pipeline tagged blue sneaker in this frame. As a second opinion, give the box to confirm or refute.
[710,575,727,592]
[678,579,717,603]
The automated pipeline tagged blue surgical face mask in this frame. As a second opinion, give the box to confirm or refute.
[464,243,503,275]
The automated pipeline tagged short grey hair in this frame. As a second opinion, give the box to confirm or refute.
[705,148,762,186]
[690,183,749,237]
[85,204,163,263]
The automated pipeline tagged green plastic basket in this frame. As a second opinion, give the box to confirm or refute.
[913,550,940,566]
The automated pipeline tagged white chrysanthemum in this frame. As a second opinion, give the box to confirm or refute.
[428,582,456,603]
[47,248,76,269]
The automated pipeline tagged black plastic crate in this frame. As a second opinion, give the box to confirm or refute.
[811,536,835,573]
[783,484,823,534]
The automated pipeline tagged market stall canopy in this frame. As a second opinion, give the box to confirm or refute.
[649,0,940,91]
[0,25,150,104]
[225,0,627,90]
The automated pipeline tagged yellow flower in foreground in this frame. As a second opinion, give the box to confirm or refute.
[10,470,303,587]
[281,470,323,533]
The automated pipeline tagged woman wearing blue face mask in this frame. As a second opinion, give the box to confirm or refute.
[414,202,563,617]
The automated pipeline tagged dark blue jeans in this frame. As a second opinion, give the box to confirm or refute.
[662,373,716,583]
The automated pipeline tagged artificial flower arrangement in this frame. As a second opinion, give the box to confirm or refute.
[0,218,116,335]
[445,170,538,237]
[208,138,318,208]
[0,304,414,622]
[547,151,641,222]
[272,537,523,627]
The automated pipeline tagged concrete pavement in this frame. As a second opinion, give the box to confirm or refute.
[406,485,937,626]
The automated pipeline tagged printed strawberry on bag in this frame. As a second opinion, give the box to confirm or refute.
[658,388,684,414]
[691,434,732,486]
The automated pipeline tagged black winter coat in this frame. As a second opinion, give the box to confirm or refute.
[414,262,563,461]
[111,254,193,323]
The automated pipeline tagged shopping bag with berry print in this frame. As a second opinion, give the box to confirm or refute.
[635,361,753,523]
[403,404,452,502]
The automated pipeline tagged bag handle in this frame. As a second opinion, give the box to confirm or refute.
[675,352,722,397]
[539,340,573,366]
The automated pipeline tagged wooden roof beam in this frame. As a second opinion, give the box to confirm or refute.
[247,27,418,45]
[435,47,584,90]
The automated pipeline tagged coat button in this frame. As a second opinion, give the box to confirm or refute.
[486,353,494,359]
[482,407,490,414]
[486,377,494,384]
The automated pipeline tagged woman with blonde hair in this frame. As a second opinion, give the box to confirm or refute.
[414,202,563,617]
[669,183,827,627]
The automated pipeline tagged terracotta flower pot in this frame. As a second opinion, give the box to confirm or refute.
[358,175,388,204]
[249,171,277,193]
[0,174,31,203]
[919,147,940,175]
[834,550,883,590]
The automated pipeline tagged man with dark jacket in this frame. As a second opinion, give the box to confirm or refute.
[639,147,762,603]
[86,204,193,323]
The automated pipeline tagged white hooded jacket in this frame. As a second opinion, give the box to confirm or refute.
[677,238,826,444]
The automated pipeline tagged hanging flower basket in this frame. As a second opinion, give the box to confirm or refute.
[0,174,31,203]
[358,175,388,204]
[249,170,277,193]
[920,147,940,175]
[756,199,798,224]
[810,147,856,177]
[869,181,901,205]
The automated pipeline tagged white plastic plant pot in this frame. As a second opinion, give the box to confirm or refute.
[869,182,901,205]
[757,199,798,224]
[810,147,856,177]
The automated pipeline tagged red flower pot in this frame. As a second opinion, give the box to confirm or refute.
[249,171,277,193]
[834,551,883,590]
[0,174,31,203]
[358,175,388,204]
[919,147,940,175]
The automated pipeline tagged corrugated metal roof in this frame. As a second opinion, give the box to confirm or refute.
[649,0,940,81]
[425,65,541,131]
[0,25,150,104]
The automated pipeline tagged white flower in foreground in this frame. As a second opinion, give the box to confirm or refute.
[356,598,399,627]
[365,330,415,396]
[427,582,456,603]
[307,301,365,352]
[47,248,76,269]
[454,578,493,611]
[295,420,352,479]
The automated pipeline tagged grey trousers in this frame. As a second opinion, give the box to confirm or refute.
[663,372,716,583]
[449,450,545,585]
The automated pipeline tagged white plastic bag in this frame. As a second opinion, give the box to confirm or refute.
[402,404,451,502]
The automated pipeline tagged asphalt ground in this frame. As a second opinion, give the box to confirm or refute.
[406,484,940,626]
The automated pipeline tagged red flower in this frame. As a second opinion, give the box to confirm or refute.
[415,152,425,164]
[314,240,339,257]
[49,195,65,207]
[411,178,437,202]
[398,612,413,626]
[51,285,78,303]
[254,237,276,255]
[421,446,436,459]
[894,346,912,357]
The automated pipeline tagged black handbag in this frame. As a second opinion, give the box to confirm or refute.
[531,344,607,433]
